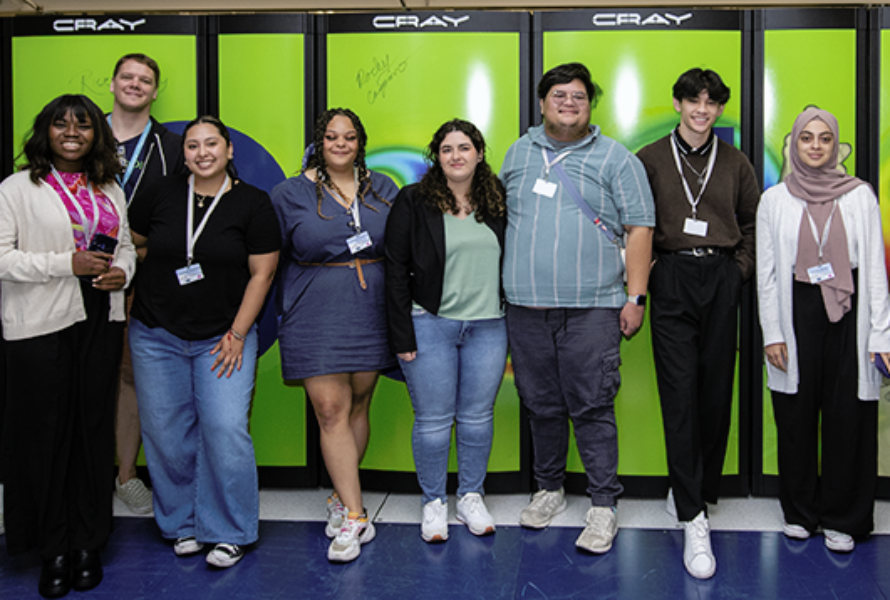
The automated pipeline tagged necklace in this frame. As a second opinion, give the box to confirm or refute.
[194,192,212,209]
[680,153,709,186]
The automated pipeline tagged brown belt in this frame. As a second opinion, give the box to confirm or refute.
[297,257,382,290]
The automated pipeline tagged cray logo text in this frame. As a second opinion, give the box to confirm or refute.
[372,15,470,29]
[53,18,146,33]
[591,13,693,27]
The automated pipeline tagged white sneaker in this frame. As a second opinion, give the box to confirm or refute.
[325,493,348,539]
[0,511,4,536]
[783,522,810,540]
[421,499,449,542]
[206,543,244,568]
[683,511,716,579]
[519,488,567,529]
[116,476,153,515]
[666,488,677,518]
[173,536,204,556]
[327,514,376,562]
[824,529,855,553]
[575,506,618,554]
[457,493,495,536]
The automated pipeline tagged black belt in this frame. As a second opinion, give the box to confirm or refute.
[660,247,733,258]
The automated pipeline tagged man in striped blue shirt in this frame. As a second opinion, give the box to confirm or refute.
[502,63,654,554]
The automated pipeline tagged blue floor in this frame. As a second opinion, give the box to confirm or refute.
[2,518,889,599]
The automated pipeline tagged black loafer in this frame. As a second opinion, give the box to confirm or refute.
[71,549,103,592]
[38,554,71,599]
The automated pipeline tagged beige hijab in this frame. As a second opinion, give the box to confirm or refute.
[785,108,865,322]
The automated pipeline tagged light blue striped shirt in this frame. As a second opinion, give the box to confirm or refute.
[501,124,655,308]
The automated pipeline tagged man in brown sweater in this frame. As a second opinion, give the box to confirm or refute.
[636,68,759,580]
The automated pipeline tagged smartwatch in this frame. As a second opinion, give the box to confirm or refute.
[627,294,647,307]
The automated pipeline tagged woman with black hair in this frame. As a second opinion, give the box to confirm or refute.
[271,108,398,563]
[385,119,507,543]
[0,94,135,598]
[128,115,280,569]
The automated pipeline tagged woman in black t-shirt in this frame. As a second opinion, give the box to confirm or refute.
[128,116,280,569]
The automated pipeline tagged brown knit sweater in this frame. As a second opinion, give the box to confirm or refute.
[636,134,760,280]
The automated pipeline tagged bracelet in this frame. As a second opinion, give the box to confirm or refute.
[228,328,246,342]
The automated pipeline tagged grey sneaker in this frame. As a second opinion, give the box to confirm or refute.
[683,511,716,579]
[519,488,567,529]
[116,476,153,515]
[575,506,618,554]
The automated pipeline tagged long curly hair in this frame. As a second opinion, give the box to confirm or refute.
[304,108,390,220]
[418,119,505,223]
[20,94,121,186]
[182,115,239,181]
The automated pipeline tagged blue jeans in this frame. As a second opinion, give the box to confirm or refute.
[129,319,259,545]
[398,310,507,505]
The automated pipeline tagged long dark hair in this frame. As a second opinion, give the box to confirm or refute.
[418,119,505,223]
[304,108,390,220]
[182,115,238,180]
[20,94,120,186]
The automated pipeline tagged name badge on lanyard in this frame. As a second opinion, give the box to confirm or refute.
[179,174,230,286]
[332,169,374,255]
[670,133,717,237]
[534,147,572,198]
[803,199,838,284]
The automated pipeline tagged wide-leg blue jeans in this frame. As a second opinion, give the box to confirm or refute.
[129,318,259,545]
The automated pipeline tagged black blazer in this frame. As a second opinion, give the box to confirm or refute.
[384,183,506,354]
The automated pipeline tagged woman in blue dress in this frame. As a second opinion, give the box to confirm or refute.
[271,108,398,563]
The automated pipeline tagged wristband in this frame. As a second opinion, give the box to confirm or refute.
[229,328,246,342]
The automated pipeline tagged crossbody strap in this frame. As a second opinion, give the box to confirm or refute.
[546,149,623,248]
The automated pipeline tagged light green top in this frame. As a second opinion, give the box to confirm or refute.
[438,212,503,321]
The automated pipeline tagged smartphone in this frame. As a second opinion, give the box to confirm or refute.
[79,233,119,282]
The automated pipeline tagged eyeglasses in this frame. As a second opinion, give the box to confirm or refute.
[550,90,589,103]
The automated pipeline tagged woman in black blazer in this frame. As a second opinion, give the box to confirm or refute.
[385,119,507,544]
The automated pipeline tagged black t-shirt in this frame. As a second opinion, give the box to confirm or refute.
[128,174,281,340]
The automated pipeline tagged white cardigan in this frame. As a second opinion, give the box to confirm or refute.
[0,170,136,341]
[757,182,890,400]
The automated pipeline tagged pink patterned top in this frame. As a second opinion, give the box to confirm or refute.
[46,171,120,251]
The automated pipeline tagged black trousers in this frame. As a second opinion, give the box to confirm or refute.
[771,278,876,536]
[649,253,742,522]
[3,282,123,558]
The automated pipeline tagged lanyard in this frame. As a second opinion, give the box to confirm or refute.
[107,116,151,193]
[328,168,362,233]
[541,148,572,179]
[670,133,718,219]
[186,174,230,266]
[802,199,838,263]
[50,165,103,244]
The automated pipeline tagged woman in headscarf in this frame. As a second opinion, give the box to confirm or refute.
[757,107,890,553]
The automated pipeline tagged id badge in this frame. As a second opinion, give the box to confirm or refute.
[532,178,557,198]
[683,218,709,237]
[807,262,835,284]
[346,231,372,255]
[176,263,205,286]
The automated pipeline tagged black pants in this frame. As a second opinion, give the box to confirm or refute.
[3,282,123,558]
[649,253,742,522]
[771,278,876,536]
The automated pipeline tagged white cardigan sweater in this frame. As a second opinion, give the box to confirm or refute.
[0,170,136,341]
[757,182,890,400]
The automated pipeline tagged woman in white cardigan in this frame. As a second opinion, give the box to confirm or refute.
[757,107,890,554]
[0,94,135,598]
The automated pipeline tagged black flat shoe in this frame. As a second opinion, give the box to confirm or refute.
[71,549,103,592]
[38,554,71,599]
